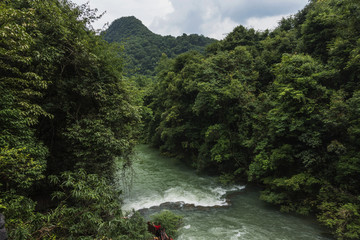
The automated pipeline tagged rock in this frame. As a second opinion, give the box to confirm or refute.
[0,213,8,240]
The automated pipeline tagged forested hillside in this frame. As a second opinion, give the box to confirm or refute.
[102,16,216,75]
[143,0,360,239]
[0,1,150,239]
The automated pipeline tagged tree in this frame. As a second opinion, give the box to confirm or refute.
[248,54,331,214]
[1,0,144,238]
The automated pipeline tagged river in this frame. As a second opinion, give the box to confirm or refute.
[119,145,332,240]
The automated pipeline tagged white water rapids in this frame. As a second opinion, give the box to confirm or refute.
[122,184,245,211]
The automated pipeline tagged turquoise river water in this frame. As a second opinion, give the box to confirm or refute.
[120,145,333,240]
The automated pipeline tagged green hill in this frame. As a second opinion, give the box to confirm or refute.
[102,16,216,75]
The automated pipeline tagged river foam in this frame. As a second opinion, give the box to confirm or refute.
[121,184,245,212]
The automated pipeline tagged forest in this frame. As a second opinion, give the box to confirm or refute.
[1,0,360,239]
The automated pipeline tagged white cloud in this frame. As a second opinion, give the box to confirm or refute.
[148,0,236,38]
[71,0,174,30]
[200,17,238,39]
[69,0,309,38]
[245,14,291,31]
[150,17,182,36]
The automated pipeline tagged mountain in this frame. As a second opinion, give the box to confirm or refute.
[102,16,217,75]
[103,16,154,41]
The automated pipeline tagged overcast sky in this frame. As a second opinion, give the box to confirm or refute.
[71,0,309,39]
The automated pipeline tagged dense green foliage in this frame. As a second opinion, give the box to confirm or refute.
[144,0,360,239]
[150,210,183,238]
[0,0,148,239]
[103,16,216,75]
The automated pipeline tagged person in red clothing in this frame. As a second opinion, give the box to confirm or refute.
[148,222,161,237]
[154,223,161,237]
[147,222,173,240]
[154,223,161,230]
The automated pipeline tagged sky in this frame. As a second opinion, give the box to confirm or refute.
[70,0,309,40]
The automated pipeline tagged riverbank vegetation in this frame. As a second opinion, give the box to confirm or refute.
[143,0,360,239]
[0,0,150,239]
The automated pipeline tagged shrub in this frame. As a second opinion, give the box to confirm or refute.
[150,210,183,238]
